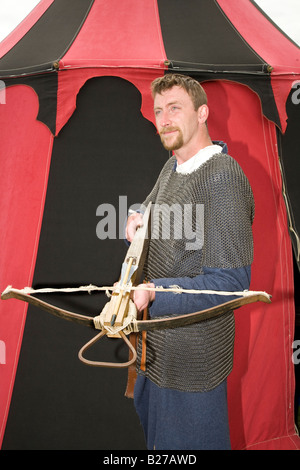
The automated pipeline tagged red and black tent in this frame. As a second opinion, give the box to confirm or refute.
[0,0,299,450]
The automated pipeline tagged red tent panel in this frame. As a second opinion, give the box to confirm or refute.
[205,79,298,449]
[0,85,53,445]
[60,0,167,69]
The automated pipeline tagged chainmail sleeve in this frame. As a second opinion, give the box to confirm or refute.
[201,155,254,269]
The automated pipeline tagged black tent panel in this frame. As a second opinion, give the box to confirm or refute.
[158,0,268,73]
[277,88,300,271]
[0,0,95,78]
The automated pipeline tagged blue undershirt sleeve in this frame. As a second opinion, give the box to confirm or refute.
[148,265,251,318]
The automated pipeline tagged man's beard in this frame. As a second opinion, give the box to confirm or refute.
[159,127,183,151]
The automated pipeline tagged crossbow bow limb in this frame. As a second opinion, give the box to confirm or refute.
[1,203,271,368]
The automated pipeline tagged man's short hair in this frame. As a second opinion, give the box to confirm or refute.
[151,74,207,111]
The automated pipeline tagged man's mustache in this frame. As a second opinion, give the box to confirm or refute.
[160,127,180,135]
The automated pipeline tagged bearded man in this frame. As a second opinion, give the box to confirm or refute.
[126,74,254,450]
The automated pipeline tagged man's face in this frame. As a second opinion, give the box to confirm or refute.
[154,86,200,152]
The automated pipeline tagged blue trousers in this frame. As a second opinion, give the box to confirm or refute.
[134,375,231,450]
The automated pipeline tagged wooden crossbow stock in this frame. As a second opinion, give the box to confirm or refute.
[1,203,271,369]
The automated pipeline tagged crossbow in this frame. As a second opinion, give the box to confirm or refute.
[1,203,271,369]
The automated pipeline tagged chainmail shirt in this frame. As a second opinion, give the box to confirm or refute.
[137,151,254,392]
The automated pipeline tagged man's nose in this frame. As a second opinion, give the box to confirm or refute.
[160,110,171,127]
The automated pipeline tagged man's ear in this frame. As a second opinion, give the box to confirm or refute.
[198,104,209,124]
